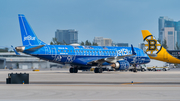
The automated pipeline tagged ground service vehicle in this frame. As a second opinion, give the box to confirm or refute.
[147,66,169,71]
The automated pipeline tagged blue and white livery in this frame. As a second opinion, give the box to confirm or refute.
[15,14,150,73]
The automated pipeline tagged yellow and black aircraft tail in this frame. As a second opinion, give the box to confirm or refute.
[141,30,180,63]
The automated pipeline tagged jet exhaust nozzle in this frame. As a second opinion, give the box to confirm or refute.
[15,46,25,52]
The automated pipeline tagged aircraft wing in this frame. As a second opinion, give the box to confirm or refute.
[88,45,136,64]
[103,54,134,63]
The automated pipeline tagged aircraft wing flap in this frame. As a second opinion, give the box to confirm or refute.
[104,54,133,63]
[88,44,136,64]
[75,57,105,65]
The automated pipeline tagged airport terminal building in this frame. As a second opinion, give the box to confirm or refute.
[0,52,62,69]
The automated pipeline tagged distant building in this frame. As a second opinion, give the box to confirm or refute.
[103,38,112,46]
[111,42,116,46]
[138,43,145,51]
[163,27,175,50]
[0,52,63,69]
[55,29,78,44]
[158,16,180,50]
[93,37,112,46]
[93,37,104,46]
[116,43,128,47]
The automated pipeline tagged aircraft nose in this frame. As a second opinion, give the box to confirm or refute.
[15,46,25,52]
[146,57,151,63]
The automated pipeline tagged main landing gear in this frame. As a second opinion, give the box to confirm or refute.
[69,66,78,73]
[94,68,103,73]
[94,64,103,73]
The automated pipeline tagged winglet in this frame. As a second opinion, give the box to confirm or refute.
[131,44,136,55]
[11,45,20,55]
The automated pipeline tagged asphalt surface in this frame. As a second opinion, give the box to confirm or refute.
[0,68,180,101]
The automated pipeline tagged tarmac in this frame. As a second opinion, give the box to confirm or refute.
[0,68,180,101]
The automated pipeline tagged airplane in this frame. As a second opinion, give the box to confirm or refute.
[142,30,180,63]
[14,14,150,73]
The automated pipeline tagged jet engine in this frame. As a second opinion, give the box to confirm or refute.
[111,60,130,70]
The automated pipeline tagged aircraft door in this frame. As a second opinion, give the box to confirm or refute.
[44,46,51,55]
[51,46,57,59]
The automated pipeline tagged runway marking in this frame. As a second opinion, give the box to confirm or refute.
[121,82,142,85]
[20,84,180,87]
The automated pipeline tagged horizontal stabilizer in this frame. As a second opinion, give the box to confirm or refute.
[11,45,20,55]
[26,45,45,51]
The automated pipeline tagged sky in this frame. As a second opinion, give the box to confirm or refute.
[1,0,180,48]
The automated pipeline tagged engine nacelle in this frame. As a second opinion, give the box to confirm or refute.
[111,60,130,70]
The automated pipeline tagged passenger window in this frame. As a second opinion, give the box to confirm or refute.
[58,50,60,52]
[90,51,92,53]
[61,50,63,52]
[76,50,78,52]
[79,50,81,52]
[67,50,69,52]
[64,50,66,52]
[70,50,72,52]
[93,51,95,53]
[87,50,89,53]
[81,50,83,52]
[84,50,86,52]
[73,50,75,52]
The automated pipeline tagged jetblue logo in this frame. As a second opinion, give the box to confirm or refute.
[23,35,35,41]
[118,49,129,56]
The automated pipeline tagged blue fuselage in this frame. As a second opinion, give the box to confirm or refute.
[16,14,150,72]
[23,45,150,67]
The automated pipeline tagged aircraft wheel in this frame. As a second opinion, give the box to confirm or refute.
[74,68,78,73]
[141,68,145,72]
[94,68,99,73]
[153,68,156,71]
[69,68,74,73]
[163,68,166,71]
[99,68,103,73]
[133,68,137,72]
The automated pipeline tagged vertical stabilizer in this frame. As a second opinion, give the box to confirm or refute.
[18,14,46,46]
[141,30,162,56]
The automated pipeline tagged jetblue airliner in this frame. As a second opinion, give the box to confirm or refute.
[15,14,150,73]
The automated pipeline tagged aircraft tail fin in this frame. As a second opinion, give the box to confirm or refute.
[141,30,162,56]
[18,14,47,46]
